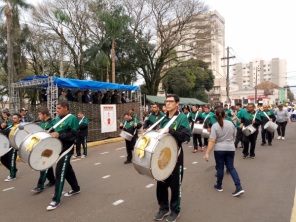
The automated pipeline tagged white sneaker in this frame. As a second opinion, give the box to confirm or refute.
[277,136,282,140]
[4,176,16,182]
[46,201,60,211]
[281,137,285,140]
[81,155,86,158]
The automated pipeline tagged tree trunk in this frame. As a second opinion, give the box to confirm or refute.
[60,27,64,78]
[111,37,115,83]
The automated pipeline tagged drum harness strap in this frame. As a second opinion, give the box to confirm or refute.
[262,111,271,121]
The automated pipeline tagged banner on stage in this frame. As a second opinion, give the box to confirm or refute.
[100,105,117,133]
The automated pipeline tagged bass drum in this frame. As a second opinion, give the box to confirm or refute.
[9,123,43,150]
[0,133,10,157]
[133,131,178,181]
[19,131,62,171]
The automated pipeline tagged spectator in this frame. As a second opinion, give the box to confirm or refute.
[121,93,126,103]
[102,91,111,104]
[58,90,68,102]
[82,90,92,103]
[40,89,47,102]
[66,89,74,101]
[75,90,83,103]
[111,90,118,104]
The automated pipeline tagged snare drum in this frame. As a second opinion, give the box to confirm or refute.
[242,125,256,136]
[201,128,210,138]
[120,130,133,141]
[264,121,278,133]
[19,131,62,171]
[0,133,10,157]
[9,123,43,149]
[133,131,178,181]
[192,123,203,134]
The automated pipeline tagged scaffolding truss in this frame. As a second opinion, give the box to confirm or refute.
[11,76,58,117]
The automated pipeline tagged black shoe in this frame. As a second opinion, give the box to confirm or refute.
[124,160,132,164]
[213,184,223,192]
[268,143,272,146]
[64,189,81,197]
[232,187,245,197]
[154,209,170,221]
[166,211,180,222]
[31,187,43,193]
[261,142,266,146]
[44,182,55,189]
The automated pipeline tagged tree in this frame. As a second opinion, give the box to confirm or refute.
[163,59,214,101]
[287,86,295,102]
[120,0,210,95]
[98,5,131,83]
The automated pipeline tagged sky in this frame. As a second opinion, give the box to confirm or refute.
[26,0,296,93]
[205,0,296,93]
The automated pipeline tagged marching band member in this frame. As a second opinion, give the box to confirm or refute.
[260,105,276,146]
[120,113,142,164]
[154,94,190,222]
[74,111,89,158]
[234,103,246,149]
[143,103,164,132]
[31,107,56,193]
[47,101,81,211]
[199,105,214,150]
[1,113,21,181]
[223,104,232,117]
[188,105,202,153]
[240,103,262,159]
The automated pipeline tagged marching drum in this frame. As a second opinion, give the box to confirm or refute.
[19,131,62,171]
[133,131,178,181]
[192,123,203,134]
[201,128,210,138]
[264,121,278,133]
[0,133,10,157]
[242,125,257,136]
[9,123,43,149]
[119,130,133,141]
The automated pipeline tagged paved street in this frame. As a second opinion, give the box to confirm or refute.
[0,123,296,222]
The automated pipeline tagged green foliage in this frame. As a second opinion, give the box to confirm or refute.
[163,59,214,101]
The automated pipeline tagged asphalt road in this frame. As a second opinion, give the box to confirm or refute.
[1,123,296,222]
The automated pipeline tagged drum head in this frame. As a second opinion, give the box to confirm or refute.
[11,123,43,149]
[150,134,178,181]
[0,134,10,156]
[28,137,62,171]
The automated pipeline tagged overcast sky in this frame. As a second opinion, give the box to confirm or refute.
[205,0,296,92]
[27,0,296,93]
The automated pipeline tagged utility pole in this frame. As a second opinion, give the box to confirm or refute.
[221,47,235,104]
[255,66,260,104]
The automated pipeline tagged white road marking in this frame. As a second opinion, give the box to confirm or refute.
[113,200,124,206]
[188,146,192,148]
[94,162,101,165]
[71,159,81,162]
[116,147,126,150]
[101,152,109,154]
[192,161,198,164]
[102,175,111,179]
[184,167,187,170]
[120,155,125,158]
[3,187,14,192]
[146,184,154,188]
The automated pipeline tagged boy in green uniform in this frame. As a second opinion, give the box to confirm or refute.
[200,106,214,149]
[120,113,142,164]
[188,105,203,152]
[47,101,80,211]
[31,107,56,193]
[154,94,190,222]
[260,105,276,146]
[74,111,89,158]
[240,103,262,159]
[234,103,246,149]
[143,103,164,131]
[224,104,232,117]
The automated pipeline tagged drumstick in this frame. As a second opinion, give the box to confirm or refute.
[18,125,31,134]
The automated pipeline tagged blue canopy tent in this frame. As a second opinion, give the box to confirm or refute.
[19,76,139,91]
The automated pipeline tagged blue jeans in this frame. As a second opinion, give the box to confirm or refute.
[214,151,242,189]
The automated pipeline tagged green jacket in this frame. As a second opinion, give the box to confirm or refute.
[120,118,142,136]
[188,111,202,123]
[160,111,190,147]
[208,115,234,128]
[39,117,55,130]
[143,111,165,130]
[54,114,79,151]
[235,108,247,128]
[241,111,262,129]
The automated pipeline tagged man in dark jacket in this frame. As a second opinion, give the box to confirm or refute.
[74,111,89,158]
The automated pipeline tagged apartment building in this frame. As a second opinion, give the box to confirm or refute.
[230,58,287,104]
[158,11,227,104]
